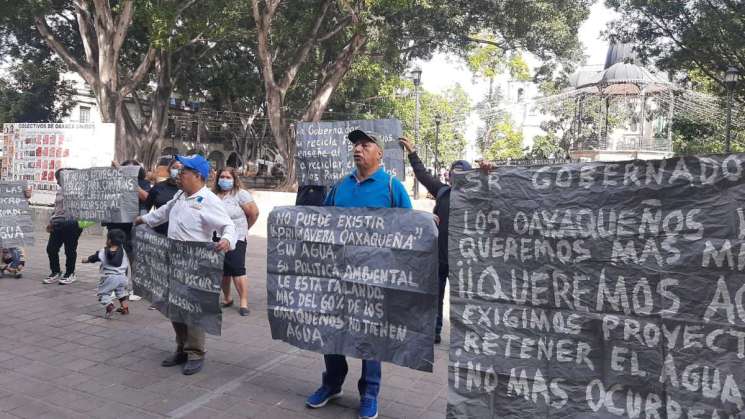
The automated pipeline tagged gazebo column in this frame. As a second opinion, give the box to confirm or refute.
[666,91,675,152]
[639,89,647,150]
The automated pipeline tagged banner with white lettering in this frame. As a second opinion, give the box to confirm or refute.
[448,155,745,418]
[0,181,34,247]
[267,206,438,372]
[60,166,139,223]
[132,226,225,335]
[295,119,405,187]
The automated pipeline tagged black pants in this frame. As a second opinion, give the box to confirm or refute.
[435,262,448,336]
[46,222,83,275]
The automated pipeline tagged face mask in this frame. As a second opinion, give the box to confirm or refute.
[218,179,234,190]
[170,169,179,179]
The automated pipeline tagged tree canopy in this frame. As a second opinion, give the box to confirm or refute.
[606,0,745,153]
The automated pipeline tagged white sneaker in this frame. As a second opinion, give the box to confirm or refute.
[43,273,61,284]
[58,273,77,285]
[129,294,141,301]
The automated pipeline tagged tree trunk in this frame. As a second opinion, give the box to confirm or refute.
[302,33,367,122]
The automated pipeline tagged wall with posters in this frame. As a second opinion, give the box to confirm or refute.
[1,123,115,204]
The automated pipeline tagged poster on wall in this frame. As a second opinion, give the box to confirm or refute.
[1,123,115,204]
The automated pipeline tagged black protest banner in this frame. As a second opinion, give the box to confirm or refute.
[295,119,405,186]
[267,206,438,372]
[60,166,139,222]
[448,154,745,418]
[0,181,34,248]
[131,226,224,335]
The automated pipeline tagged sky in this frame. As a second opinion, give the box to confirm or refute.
[416,2,619,159]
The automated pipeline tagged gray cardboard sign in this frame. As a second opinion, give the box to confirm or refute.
[131,225,224,335]
[448,154,745,418]
[295,119,405,186]
[267,206,438,372]
[60,166,139,222]
[0,181,34,248]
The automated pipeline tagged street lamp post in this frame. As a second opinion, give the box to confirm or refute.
[434,113,441,176]
[725,67,740,153]
[412,67,422,199]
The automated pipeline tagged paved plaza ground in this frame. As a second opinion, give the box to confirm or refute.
[0,194,448,419]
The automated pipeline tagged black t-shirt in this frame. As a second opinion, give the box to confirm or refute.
[296,185,328,206]
[138,179,153,213]
[145,180,180,235]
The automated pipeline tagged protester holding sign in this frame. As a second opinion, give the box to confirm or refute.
[305,129,412,419]
[213,167,259,316]
[400,137,473,344]
[134,154,236,376]
[44,168,83,285]
[103,160,153,255]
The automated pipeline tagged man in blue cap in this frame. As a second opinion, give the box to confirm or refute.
[134,154,236,375]
[306,129,411,419]
[399,137,472,344]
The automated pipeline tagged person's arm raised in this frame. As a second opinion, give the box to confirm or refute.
[400,137,446,196]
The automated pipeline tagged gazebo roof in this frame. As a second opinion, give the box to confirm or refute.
[567,43,672,95]
[604,42,637,69]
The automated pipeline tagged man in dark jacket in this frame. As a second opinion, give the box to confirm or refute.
[399,137,471,344]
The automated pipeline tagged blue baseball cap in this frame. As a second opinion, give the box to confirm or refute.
[176,154,210,179]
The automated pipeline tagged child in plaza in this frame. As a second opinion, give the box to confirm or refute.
[82,229,131,319]
[0,247,25,278]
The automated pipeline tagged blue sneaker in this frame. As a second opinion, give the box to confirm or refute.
[305,386,342,408]
[359,397,378,419]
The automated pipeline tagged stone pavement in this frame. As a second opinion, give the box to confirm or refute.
[0,198,448,419]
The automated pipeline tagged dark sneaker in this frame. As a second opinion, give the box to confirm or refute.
[105,303,115,319]
[359,397,378,419]
[306,386,343,408]
[116,307,130,315]
[59,273,77,285]
[161,353,188,367]
[434,334,442,344]
[239,307,250,316]
[43,272,61,284]
[182,359,203,375]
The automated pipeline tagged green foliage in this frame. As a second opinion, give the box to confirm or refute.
[484,117,525,160]
[607,0,745,154]
[607,0,745,101]
[373,79,471,166]
[0,54,74,123]
[529,133,563,159]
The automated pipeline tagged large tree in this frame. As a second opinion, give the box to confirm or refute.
[1,0,238,165]
[249,0,593,187]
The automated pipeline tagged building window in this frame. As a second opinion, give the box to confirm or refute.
[80,106,91,123]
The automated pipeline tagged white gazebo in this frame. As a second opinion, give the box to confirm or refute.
[566,43,675,161]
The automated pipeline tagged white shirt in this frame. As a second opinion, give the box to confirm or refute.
[142,186,237,250]
[219,189,254,241]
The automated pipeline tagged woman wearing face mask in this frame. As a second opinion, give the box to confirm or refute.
[213,167,259,316]
[144,159,182,236]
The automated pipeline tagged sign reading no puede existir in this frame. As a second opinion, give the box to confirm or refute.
[267,206,438,372]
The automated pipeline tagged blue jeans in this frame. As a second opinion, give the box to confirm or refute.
[322,355,381,399]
